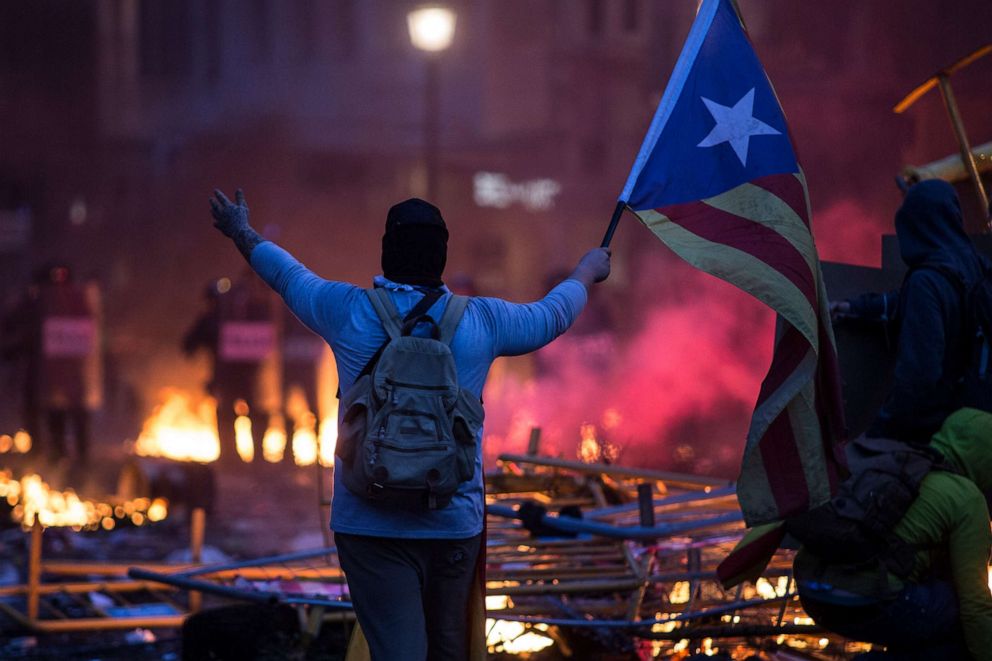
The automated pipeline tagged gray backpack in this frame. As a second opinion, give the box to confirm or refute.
[336,288,484,510]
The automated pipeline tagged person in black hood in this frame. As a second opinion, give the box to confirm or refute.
[833,179,990,443]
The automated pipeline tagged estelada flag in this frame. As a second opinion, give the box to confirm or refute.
[617,0,846,584]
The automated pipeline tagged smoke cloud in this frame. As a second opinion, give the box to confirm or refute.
[482,258,774,479]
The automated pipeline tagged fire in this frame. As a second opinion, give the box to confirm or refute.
[318,413,337,467]
[753,576,790,599]
[285,387,337,467]
[485,619,554,655]
[134,389,220,463]
[578,423,601,463]
[262,416,287,463]
[0,469,168,530]
[234,399,255,463]
[576,423,620,464]
[0,430,32,454]
[669,580,691,604]
[486,595,511,610]
[292,420,318,466]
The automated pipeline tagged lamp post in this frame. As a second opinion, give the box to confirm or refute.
[407,5,456,202]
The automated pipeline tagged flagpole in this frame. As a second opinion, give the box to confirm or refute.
[600,200,627,248]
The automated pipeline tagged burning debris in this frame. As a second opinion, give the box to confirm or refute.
[131,387,337,468]
[91,434,869,660]
[133,389,220,464]
[0,431,32,455]
[0,469,167,531]
[577,423,620,465]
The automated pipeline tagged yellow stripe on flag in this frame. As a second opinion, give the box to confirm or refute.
[637,208,818,351]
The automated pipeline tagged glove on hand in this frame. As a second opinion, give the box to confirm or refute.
[210,189,264,260]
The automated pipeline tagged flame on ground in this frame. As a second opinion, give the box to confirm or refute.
[284,386,338,467]
[318,415,337,467]
[0,469,168,530]
[577,423,619,464]
[134,387,337,467]
[262,416,287,463]
[578,423,600,463]
[484,594,554,654]
[234,399,255,463]
[0,430,32,454]
[134,389,220,463]
[485,619,554,655]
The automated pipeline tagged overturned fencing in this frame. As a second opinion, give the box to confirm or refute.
[2,452,876,658]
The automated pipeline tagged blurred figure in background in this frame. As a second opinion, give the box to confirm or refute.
[1,263,96,463]
[183,272,275,464]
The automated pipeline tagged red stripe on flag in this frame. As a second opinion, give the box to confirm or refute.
[715,523,786,589]
[759,407,811,516]
[660,199,817,308]
[749,174,810,227]
[755,324,809,409]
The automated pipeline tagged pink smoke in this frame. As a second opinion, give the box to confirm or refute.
[481,259,775,479]
[812,198,889,267]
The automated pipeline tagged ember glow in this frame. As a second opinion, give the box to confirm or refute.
[577,422,619,464]
[262,416,288,463]
[485,619,554,655]
[0,430,32,454]
[286,386,337,467]
[578,423,600,463]
[292,422,318,466]
[0,469,168,530]
[318,415,337,467]
[133,389,220,463]
[234,399,255,463]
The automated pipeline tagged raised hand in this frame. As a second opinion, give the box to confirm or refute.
[209,188,264,260]
[210,188,251,238]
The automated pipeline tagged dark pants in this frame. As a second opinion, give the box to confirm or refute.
[800,579,969,659]
[335,531,483,661]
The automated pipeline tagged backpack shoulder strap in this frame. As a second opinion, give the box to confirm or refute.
[366,288,403,339]
[437,295,469,345]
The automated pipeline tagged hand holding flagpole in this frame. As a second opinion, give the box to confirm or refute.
[601,200,628,248]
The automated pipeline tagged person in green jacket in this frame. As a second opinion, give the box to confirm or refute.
[794,407,992,660]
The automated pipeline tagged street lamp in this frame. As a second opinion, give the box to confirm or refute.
[407,5,456,202]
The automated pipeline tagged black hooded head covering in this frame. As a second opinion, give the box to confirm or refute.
[895,179,982,281]
[381,198,448,288]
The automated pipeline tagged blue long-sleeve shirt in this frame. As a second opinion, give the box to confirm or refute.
[250,241,588,538]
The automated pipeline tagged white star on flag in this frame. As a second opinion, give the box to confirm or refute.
[697,88,780,166]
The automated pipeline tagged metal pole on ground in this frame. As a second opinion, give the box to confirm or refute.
[27,521,43,623]
[189,507,205,612]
